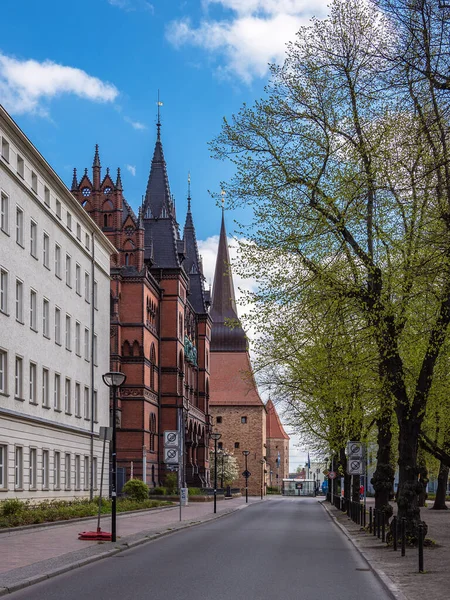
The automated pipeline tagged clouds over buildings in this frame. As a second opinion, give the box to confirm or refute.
[0,52,118,116]
[166,0,328,82]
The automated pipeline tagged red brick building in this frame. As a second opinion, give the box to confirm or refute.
[265,399,290,489]
[72,122,212,488]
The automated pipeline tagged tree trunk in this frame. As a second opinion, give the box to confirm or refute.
[417,447,428,508]
[352,475,360,503]
[432,462,449,510]
[371,411,394,518]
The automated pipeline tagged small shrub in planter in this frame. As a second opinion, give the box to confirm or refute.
[122,479,150,501]
[1,499,25,516]
[152,486,167,496]
[188,487,202,496]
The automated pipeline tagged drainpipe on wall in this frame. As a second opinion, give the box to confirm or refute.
[89,232,96,500]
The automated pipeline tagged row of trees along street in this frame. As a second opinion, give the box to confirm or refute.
[211,0,450,543]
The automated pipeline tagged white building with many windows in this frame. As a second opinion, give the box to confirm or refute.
[0,105,115,500]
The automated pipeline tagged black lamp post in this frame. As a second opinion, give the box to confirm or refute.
[102,371,126,543]
[260,459,265,500]
[211,432,221,514]
[242,450,250,503]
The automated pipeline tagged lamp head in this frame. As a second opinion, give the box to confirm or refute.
[242,450,250,456]
[211,432,222,441]
[102,371,127,388]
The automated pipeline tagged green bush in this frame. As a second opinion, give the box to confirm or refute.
[188,487,203,496]
[152,486,167,496]
[1,498,25,516]
[266,487,281,495]
[165,473,178,494]
[122,479,149,501]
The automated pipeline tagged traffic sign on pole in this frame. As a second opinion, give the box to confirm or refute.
[328,471,337,479]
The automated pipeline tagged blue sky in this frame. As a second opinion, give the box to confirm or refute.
[1,0,329,468]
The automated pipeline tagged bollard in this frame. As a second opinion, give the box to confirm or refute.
[374,509,377,536]
[393,516,397,551]
[377,510,381,539]
[382,510,386,542]
[369,507,373,534]
[401,517,406,557]
[363,503,366,528]
[360,503,363,526]
[418,523,424,573]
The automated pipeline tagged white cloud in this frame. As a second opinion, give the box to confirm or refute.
[124,116,147,130]
[0,52,118,116]
[108,0,154,13]
[126,164,136,176]
[166,0,329,82]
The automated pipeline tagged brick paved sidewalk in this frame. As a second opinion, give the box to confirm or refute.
[322,498,450,600]
[0,496,261,596]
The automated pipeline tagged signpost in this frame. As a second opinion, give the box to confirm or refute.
[347,440,367,511]
[164,430,182,520]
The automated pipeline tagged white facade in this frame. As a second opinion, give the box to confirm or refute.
[0,106,115,500]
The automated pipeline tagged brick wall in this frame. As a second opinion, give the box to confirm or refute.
[266,438,289,489]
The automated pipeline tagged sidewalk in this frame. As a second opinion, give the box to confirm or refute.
[322,498,450,600]
[0,496,261,596]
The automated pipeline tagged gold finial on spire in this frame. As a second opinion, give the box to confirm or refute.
[221,189,226,207]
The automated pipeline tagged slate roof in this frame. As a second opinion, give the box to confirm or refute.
[266,399,290,440]
[183,192,208,313]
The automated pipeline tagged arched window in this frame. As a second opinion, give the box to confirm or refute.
[132,340,140,356]
[149,413,157,451]
[179,314,183,339]
[103,214,108,228]
[125,253,129,266]
[123,341,131,356]
[150,343,156,390]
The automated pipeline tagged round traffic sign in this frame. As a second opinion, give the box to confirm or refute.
[328,471,337,479]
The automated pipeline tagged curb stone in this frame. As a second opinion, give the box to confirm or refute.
[0,499,263,596]
[320,501,410,600]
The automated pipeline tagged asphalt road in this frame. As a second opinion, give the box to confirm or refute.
[9,498,391,600]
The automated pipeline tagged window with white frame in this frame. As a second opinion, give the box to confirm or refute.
[30,220,37,258]
[85,272,90,302]
[30,289,37,330]
[56,199,61,219]
[16,154,24,178]
[0,350,6,394]
[84,456,89,490]
[92,456,98,490]
[65,314,71,350]
[0,268,8,313]
[14,356,23,398]
[29,362,36,403]
[75,382,81,417]
[0,445,6,489]
[29,447,37,489]
[85,233,90,250]
[55,244,61,278]
[75,264,81,295]
[75,321,81,356]
[76,223,81,240]
[84,386,90,420]
[1,192,9,234]
[93,390,98,423]
[75,455,80,490]
[93,281,98,309]
[43,233,49,268]
[16,206,23,245]
[93,334,98,365]
[43,298,49,337]
[54,373,61,410]
[66,212,72,230]
[55,307,61,344]
[44,186,50,206]
[84,328,89,361]
[54,451,61,489]
[42,449,49,489]
[31,171,37,193]
[65,453,71,490]
[1,137,9,162]
[65,254,71,287]
[15,446,23,489]
[42,367,49,407]
[64,378,71,413]
[15,279,23,322]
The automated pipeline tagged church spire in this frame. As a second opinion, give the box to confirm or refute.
[71,168,78,192]
[183,176,207,313]
[92,144,101,190]
[115,167,123,191]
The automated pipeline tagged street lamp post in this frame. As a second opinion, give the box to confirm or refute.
[102,371,126,543]
[211,432,222,514]
[260,459,265,500]
[243,450,250,503]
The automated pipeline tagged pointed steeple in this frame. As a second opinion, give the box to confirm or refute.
[115,168,123,191]
[93,144,101,168]
[93,144,101,190]
[143,117,174,220]
[210,209,247,352]
[71,168,78,192]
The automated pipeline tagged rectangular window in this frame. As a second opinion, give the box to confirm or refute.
[75,455,80,490]
[30,289,37,330]
[0,268,8,313]
[43,233,49,268]
[216,416,222,424]
[65,254,71,287]
[93,334,98,366]
[15,446,23,489]
[55,307,61,344]
[54,451,61,489]
[93,390,98,423]
[29,362,37,403]
[31,171,37,193]
[85,233,90,250]
[43,298,49,337]
[85,272,90,302]
[0,350,6,393]
[42,449,49,489]
[93,281,98,309]
[84,386,90,420]
[55,244,61,278]
[1,192,9,234]
[75,382,81,417]
[75,321,81,356]
[65,453,71,490]
[76,223,81,240]
[56,199,61,219]
[30,220,37,257]
[84,456,89,490]
[29,448,37,489]
[15,279,23,322]
[44,186,50,207]
[65,314,71,350]
[14,356,23,398]
[0,445,6,489]
[234,442,240,449]
[75,264,81,295]
[54,373,61,410]
[92,456,98,490]
[15,206,23,246]
[66,212,72,230]
[1,137,9,162]
[17,154,24,178]
[65,378,71,413]
[42,367,49,407]
[84,328,89,361]
[241,416,247,424]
